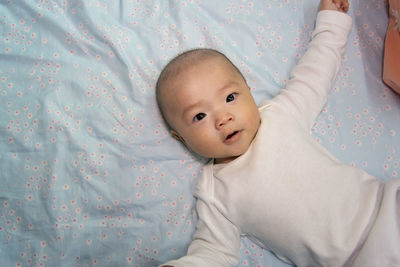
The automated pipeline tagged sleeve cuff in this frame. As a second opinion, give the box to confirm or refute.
[316,10,353,31]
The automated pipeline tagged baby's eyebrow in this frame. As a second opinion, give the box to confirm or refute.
[219,81,238,93]
[181,102,202,120]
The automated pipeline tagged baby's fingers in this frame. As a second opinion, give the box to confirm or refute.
[342,1,350,12]
[333,0,350,12]
[319,0,349,13]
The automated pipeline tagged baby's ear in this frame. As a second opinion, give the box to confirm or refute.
[171,130,185,143]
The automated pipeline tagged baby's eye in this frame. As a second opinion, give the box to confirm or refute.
[193,113,206,122]
[226,93,237,102]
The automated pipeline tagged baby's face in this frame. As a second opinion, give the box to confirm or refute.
[162,56,260,164]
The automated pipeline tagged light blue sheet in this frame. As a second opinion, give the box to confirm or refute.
[1,0,399,266]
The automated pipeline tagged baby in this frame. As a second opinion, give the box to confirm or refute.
[156,0,400,266]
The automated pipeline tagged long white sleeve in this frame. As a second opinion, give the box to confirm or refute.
[161,162,241,267]
[273,10,352,130]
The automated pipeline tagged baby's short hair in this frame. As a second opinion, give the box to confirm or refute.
[156,48,246,128]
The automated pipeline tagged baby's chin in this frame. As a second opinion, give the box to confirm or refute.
[214,155,240,164]
[213,149,248,164]
[215,144,254,164]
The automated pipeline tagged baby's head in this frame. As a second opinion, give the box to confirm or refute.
[156,49,260,164]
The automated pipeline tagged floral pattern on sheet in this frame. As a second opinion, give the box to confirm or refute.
[0,0,399,266]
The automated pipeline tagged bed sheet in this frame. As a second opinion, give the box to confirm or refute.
[0,0,399,266]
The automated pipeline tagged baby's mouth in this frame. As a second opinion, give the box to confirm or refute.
[225,130,240,142]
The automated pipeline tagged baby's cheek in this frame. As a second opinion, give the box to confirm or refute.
[185,134,214,157]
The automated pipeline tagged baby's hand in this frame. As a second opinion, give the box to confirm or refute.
[319,0,349,13]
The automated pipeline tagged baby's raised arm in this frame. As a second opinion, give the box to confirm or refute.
[271,7,352,130]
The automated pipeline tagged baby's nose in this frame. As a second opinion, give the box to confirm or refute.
[216,113,233,129]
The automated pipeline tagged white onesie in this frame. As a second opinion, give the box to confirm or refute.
[162,10,400,267]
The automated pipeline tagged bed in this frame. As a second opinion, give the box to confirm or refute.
[1,0,399,266]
